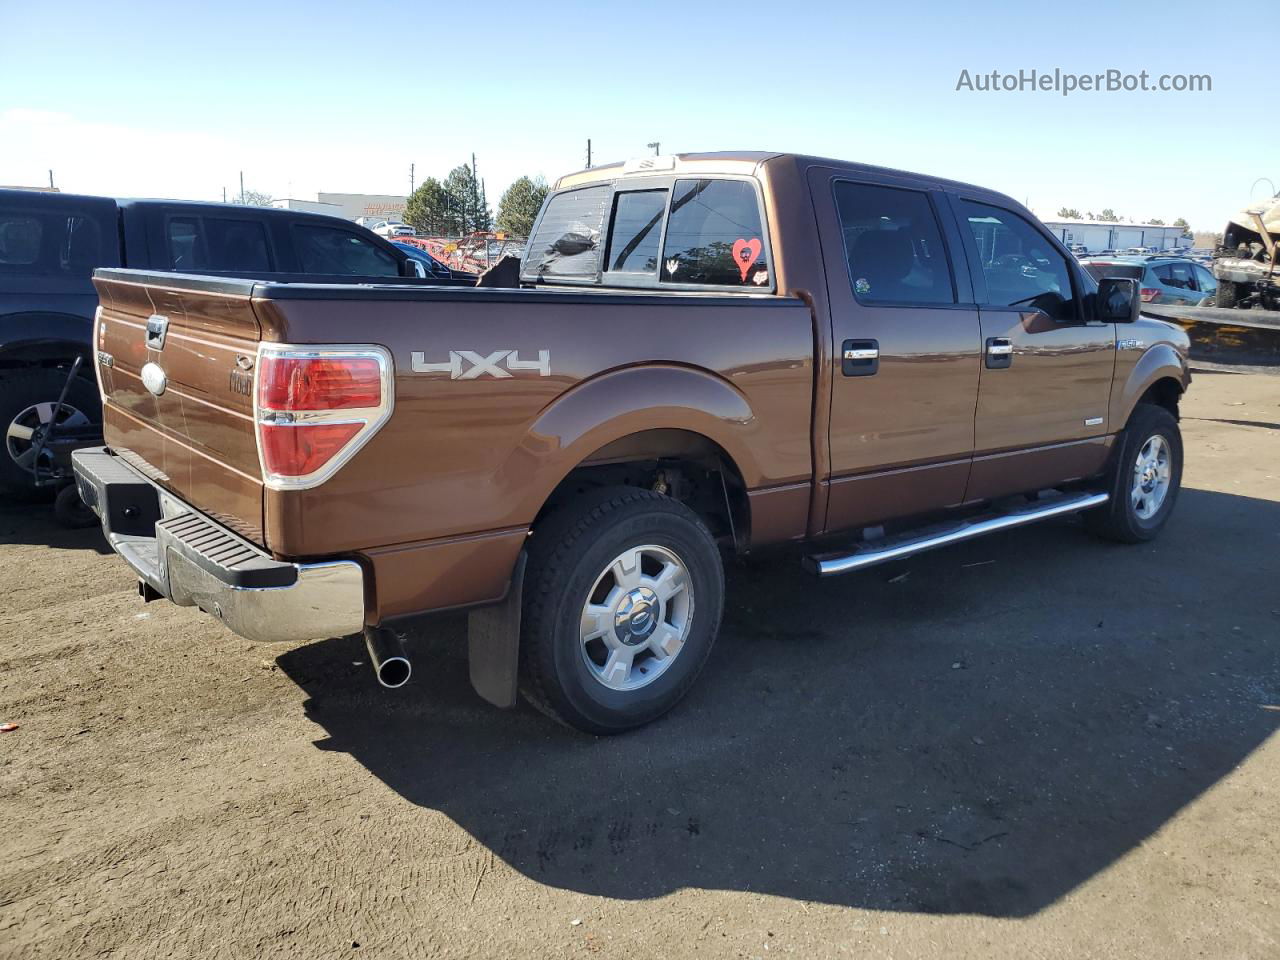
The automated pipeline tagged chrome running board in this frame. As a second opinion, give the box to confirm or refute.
[804,491,1109,577]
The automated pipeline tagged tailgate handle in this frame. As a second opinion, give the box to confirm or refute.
[145,314,169,350]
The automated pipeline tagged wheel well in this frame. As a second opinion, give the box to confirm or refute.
[0,339,94,377]
[1137,377,1182,420]
[534,429,750,550]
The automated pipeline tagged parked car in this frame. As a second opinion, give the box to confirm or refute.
[390,241,473,281]
[0,189,433,497]
[373,220,416,238]
[1069,243,1089,257]
[75,151,1190,734]
[1080,255,1217,306]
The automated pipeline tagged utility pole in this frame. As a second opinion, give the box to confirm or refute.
[586,139,592,169]
[646,141,660,156]
[410,163,415,193]
[222,187,227,203]
[239,171,245,204]
[48,169,54,190]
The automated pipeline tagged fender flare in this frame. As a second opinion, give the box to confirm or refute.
[1111,343,1188,427]
[497,364,761,526]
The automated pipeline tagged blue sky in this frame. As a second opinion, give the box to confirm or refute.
[1,0,1272,232]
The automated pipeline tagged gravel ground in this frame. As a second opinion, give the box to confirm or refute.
[2,367,1278,959]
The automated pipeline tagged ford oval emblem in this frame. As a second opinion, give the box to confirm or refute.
[141,361,168,397]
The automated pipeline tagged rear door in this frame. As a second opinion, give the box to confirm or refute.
[810,168,982,531]
[953,198,1116,501]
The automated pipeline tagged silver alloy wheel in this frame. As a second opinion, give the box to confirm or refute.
[1131,434,1172,521]
[578,544,694,692]
[6,402,91,471]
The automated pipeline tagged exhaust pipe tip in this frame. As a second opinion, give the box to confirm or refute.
[376,655,412,689]
[364,627,412,689]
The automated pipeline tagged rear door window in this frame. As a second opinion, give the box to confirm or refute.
[605,190,667,275]
[166,216,272,272]
[522,185,610,282]
[292,224,399,276]
[660,179,768,287]
[834,182,955,304]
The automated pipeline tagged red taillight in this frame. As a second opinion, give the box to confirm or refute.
[259,422,363,477]
[1139,288,1160,302]
[257,355,382,410]
[255,346,392,489]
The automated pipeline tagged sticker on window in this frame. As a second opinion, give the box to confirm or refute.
[731,237,762,282]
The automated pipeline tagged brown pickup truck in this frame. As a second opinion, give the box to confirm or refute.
[73,152,1191,733]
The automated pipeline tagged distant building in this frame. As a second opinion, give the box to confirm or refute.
[271,198,345,216]
[270,193,408,224]
[1,185,60,193]
[1036,215,1188,253]
[317,192,407,223]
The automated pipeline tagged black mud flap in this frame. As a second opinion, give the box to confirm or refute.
[467,551,526,708]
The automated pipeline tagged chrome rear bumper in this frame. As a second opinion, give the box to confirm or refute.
[71,447,365,644]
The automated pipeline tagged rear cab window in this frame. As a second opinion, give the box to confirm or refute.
[0,204,111,281]
[523,174,773,291]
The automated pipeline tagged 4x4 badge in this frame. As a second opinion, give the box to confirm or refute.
[410,349,551,379]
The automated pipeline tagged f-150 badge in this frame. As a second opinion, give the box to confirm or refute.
[410,349,551,379]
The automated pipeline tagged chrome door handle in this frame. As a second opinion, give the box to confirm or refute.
[985,337,1013,369]
[842,339,879,377]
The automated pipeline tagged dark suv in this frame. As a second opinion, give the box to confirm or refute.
[0,190,459,497]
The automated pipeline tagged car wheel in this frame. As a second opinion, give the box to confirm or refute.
[1085,404,1182,544]
[0,369,101,500]
[54,482,98,528]
[1215,279,1240,308]
[520,487,724,735]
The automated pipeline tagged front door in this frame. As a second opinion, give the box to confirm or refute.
[811,170,982,532]
[954,198,1116,501]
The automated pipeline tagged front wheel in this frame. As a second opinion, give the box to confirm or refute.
[1085,404,1183,543]
[520,488,725,735]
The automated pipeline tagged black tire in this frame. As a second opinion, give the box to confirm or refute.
[54,482,98,529]
[0,369,101,500]
[1215,279,1241,309]
[520,487,725,735]
[1085,404,1182,544]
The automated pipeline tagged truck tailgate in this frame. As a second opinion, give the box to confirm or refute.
[93,272,265,544]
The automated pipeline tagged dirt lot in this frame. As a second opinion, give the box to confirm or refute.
[2,368,1278,960]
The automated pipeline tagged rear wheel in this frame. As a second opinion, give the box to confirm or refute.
[1085,404,1182,543]
[0,369,101,500]
[520,488,724,735]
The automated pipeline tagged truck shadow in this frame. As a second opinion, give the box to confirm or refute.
[0,500,113,554]
[277,486,1280,917]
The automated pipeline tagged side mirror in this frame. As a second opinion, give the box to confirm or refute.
[406,259,427,279]
[1096,277,1140,323]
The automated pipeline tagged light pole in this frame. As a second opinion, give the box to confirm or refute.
[646,141,660,156]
